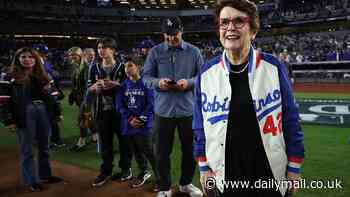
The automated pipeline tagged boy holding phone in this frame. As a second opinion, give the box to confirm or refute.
[88,37,133,187]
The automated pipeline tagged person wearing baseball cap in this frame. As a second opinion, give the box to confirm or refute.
[138,38,155,68]
[143,16,204,197]
[161,17,183,35]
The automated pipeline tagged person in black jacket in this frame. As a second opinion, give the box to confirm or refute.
[88,37,141,187]
[0,47,63,192]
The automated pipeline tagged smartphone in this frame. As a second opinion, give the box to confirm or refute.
[167,80,177,85]
[138,116,147,123]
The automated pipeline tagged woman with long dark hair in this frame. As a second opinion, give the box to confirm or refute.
[0,47,62,192]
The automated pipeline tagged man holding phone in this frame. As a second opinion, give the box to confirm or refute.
[143,17,204,197]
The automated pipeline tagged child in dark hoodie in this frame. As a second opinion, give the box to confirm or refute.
[116,55,159,190]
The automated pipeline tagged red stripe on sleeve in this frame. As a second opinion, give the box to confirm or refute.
[288,156,304,163]
[197,156,207,162]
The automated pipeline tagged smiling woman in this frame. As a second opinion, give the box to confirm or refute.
[19,52,36,68]
[216,0,259,65]
[192,1,305,197]
[10,47,48,83]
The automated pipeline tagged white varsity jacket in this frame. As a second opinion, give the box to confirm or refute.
[193,47,305,195]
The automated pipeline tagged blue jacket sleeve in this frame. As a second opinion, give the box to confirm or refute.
[278,60,305,174]
[192,73,210,172]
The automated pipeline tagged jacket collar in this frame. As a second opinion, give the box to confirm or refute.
[221,45,257,74]
[163,41,186,51]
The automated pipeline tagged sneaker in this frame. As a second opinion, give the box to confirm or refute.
[50,142,66,149]
[156,190,172,197]
[49,143,58,150]
[111,168,132,181]
[55,141,66,148]
[92,173,111,187]
[153,183,160,192]
[91,133,98,143]
[131,171,152,188]
[68,144,86,152]
[179,184,203,197]
[29,183,43,192]
[40,176,64,184]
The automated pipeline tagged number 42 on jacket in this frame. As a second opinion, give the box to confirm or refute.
[263,112,282,136]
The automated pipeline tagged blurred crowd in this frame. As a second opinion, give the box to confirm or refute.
[255,30,350,63]
[1,30,350,77]
[269,0,350,23]
[280,0,348,15]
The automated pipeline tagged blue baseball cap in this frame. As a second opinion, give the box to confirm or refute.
[139,39,155,49]
[33,44,49,54]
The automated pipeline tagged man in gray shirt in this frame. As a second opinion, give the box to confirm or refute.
[143,17,204,197]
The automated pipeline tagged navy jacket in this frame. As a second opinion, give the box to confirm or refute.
[116,78,154,135]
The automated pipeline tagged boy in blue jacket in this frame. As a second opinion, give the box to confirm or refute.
[116,55,160,190]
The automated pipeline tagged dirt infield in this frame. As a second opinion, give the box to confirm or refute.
[0,147,190,197]
[293,83,350,94]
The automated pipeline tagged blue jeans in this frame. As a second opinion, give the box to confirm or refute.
[16,102,52,185]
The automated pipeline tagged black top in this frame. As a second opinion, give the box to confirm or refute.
[224,62,283,197]
[0,74,57,128]
[88,61,126,119]
[28,76,46,101]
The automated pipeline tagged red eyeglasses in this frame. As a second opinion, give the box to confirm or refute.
[219,16,250,30]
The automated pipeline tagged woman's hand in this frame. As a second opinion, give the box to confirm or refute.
[287,171,302,195]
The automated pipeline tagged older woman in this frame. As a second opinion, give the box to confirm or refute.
[193,0,305,197]
[0,47,62,192]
